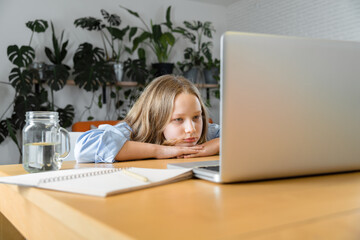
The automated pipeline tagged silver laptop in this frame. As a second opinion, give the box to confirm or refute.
[168,31,360,183]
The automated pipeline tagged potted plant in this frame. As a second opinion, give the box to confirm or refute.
[105,50,148,121]
[176,21,215,84]
[203,55,220,84]
[74,9,136,82]
[120,5,178,77]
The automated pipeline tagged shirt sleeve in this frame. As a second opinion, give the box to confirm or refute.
[74,122,132,163]
[206,123,220,141]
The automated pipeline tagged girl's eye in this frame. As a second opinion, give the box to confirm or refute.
[193,115,201,121]
[173,118,183,122]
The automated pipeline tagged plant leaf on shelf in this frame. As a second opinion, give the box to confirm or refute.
[7,45,35,68]
[45,64,70,91]
[8,68,33,96]
[73,43,112,92]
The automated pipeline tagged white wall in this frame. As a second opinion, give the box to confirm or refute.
[0,0,226,164]
[227,0,360,41]
[5,0,357,165]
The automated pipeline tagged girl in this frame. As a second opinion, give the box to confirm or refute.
[75,75,220,163]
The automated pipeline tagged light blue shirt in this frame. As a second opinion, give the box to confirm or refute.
[75,122,220,163]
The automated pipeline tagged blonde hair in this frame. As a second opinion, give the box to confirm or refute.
[124,75,209,145]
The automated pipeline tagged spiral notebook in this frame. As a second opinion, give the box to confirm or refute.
[0,167,193,197]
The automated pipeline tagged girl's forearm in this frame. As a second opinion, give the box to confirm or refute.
[115,141,160,161]
[115,141,205,161]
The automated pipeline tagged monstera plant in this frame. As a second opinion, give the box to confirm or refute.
[74,9,135,62]
[0,19,74,159]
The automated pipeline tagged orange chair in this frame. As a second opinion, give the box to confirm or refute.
[71,121,120,132]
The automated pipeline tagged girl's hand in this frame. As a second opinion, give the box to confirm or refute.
[182,138,220,158]
[155,145,204,159]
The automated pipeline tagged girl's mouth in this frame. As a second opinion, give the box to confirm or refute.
[183,137,197,143]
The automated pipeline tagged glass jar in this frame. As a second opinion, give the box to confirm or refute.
[22,111,70,173]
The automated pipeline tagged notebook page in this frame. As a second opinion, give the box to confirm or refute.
[0,167,193,197]
[0,168,102,187]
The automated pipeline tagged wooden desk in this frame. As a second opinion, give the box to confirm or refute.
[1,156,360,240]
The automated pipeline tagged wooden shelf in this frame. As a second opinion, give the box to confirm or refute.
[66,80,219,88]
[33,79,219,89]
[195,84,219,88]
[66,80,138,87]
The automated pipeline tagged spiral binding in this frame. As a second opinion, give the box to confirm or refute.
[38,168,123,184]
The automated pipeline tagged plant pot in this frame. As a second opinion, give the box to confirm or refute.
[152,63,174,77]
[108,62,124,82]
[204,67,219,84]
[29,62,47,82]
[184,67,205,85]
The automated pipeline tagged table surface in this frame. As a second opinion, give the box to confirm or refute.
[1,156,360,240]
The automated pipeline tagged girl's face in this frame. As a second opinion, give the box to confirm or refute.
[163,93,203,146]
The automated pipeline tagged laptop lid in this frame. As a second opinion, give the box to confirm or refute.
[219,32,360,182]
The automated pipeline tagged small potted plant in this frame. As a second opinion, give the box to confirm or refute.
[120,5,179,77]
[203,53,220,84]
[176,20,215,84]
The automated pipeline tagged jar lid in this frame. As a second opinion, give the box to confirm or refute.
[26,111,59,121]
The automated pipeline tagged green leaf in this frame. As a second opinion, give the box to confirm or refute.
[6,119,18,146]
[203,21,215,38]
[124,89,132,99]
[124,47,132,54]
[57,105,75,128]
[45,47,56,63]
[101,9,121,26]
[106,26,129,40]
[7,45,35,68]
[110,91,116,98]
[98,95,103,108]
[129,27,137,41]
[119,5,140,18]
[165,6,172,29]
[45,64,70,91]
[161,32,175,46]
[60,40,69,62]
[123,58,149,85]
[115,100,124,109]
[132,32,151,52]
[214,89,220,99]
[0,120,8,144]
[137,48,146,60]
[175,27,195,43]
[152,24,162,42]
[184,20,201,31]
[74,17,103,31]
[26,19,48,33]
[9,67,33,95]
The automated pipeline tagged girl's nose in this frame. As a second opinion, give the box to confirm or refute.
[185,120,196,134]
